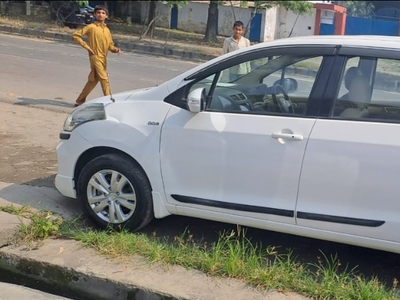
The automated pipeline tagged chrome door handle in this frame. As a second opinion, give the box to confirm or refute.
[271,133,303,141]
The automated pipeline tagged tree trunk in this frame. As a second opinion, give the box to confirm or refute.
[203,1,219,43]
[148,0,157,38]
[126,0,132,25]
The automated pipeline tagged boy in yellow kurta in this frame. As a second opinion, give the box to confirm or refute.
[72,5,121,107]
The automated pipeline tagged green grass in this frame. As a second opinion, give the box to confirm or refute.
[2,204,398,299]
[68,227,399,300]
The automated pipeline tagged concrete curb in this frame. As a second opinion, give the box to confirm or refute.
[0,239,301,300]
[0,24,218,63]
[0,182,307,300]
[0,243,176,300]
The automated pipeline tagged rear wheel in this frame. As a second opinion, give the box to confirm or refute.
[77,154,154,231]
[55,8,65,27]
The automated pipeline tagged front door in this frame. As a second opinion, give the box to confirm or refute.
[160,52,329,225]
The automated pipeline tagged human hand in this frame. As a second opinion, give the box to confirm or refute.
[113,47,122,55]
[88,48,95,56]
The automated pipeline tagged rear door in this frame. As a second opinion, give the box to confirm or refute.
[296,49,400,249]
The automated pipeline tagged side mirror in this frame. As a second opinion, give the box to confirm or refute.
[187,88,206,113]
[273,78,298,93]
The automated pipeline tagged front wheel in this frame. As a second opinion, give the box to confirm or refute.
[77,153,154,231]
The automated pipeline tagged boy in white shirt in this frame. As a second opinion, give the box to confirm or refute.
[223,21,251,81]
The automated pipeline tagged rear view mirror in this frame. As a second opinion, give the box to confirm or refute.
[273,78,298,93]
[187,88,206,113]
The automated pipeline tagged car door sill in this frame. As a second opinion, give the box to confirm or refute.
[297,212,385,227]
[171,194,294,217]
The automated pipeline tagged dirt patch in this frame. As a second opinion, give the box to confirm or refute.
[0,133,57,186]
[0,101,67,187]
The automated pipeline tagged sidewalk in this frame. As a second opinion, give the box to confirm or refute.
[0,23,220,63]
[0,181,308,300]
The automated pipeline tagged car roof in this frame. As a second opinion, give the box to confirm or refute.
[256,35,400,50]
[174,35,400,85]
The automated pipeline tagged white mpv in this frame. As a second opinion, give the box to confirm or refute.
[56,35,400,254]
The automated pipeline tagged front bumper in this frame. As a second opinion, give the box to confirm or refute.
[55,131,92,199]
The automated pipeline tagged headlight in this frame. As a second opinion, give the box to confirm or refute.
[63,103,106,132]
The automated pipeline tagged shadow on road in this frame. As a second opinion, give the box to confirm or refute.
[22,175,56,189]
[15,97,74,108]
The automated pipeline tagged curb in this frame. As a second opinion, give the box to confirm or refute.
[0,24,218,63]
[0,249,175,300]
[0,239,181,300]
[0,238,287,300]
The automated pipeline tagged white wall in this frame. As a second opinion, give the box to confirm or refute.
[275,7,316,39]
[138,2,318,42]
[263,7,278,41]
[175,2,254,37]
[176,2,208,34]
[140,2,171,28]
[217,5,253,37]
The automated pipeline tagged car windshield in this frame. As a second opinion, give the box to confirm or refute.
[218,55,322,85]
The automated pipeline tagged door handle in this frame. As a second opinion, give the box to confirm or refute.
[271,133,303,141]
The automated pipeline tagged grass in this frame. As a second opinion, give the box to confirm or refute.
[2,203,397,299]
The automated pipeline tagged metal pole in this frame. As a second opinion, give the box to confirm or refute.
[26,1,31,16]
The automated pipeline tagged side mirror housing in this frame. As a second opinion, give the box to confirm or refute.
[187,88,206,113]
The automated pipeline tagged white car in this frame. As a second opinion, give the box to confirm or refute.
[56,35,400,254]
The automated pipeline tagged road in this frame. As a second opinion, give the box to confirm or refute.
[0,33,197,111]
[0,33,399,293]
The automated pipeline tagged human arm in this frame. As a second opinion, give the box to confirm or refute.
[72,26,94,55]
[223,39,229,54]
[108,32,121,54]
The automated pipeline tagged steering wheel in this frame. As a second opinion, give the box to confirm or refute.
[272,84,294,114]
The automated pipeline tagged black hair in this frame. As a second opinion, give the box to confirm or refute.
[233,21,244,28]
[94,5,108,15]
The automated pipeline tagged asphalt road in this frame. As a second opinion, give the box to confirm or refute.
[0,33,197,110]
[0,33,400,294]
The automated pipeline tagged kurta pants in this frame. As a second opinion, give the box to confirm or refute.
[76,55,110,105]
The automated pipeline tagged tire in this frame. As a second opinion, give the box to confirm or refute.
[55,19,64,27]
[77,153,154,231]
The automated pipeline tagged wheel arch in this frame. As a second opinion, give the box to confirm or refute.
[74,147,152,194]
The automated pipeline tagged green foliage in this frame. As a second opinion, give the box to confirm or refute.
[71,1,89,8]
[161,0,188,9]
[345,1,375,18]
[241,1,313,14]
[15,210,62,241]
[22,211,62,240]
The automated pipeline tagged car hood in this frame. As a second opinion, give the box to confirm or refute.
[88,83,169,106]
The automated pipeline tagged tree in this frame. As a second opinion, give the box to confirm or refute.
[148,0,157,38]
[345,1,374,18]
[203,1,219,43]
[142,0,187,38]
[203,0,313,42]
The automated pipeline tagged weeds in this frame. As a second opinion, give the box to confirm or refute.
[68,227,399,299]
[2,203,398,299]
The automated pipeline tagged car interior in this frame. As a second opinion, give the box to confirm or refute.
[186,54,400,123]
[334,56,400,122]
[189,55,320,116]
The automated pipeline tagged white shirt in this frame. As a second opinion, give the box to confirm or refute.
[223,36,251,75]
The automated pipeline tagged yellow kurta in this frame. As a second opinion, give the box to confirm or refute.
[73,22,118,104]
